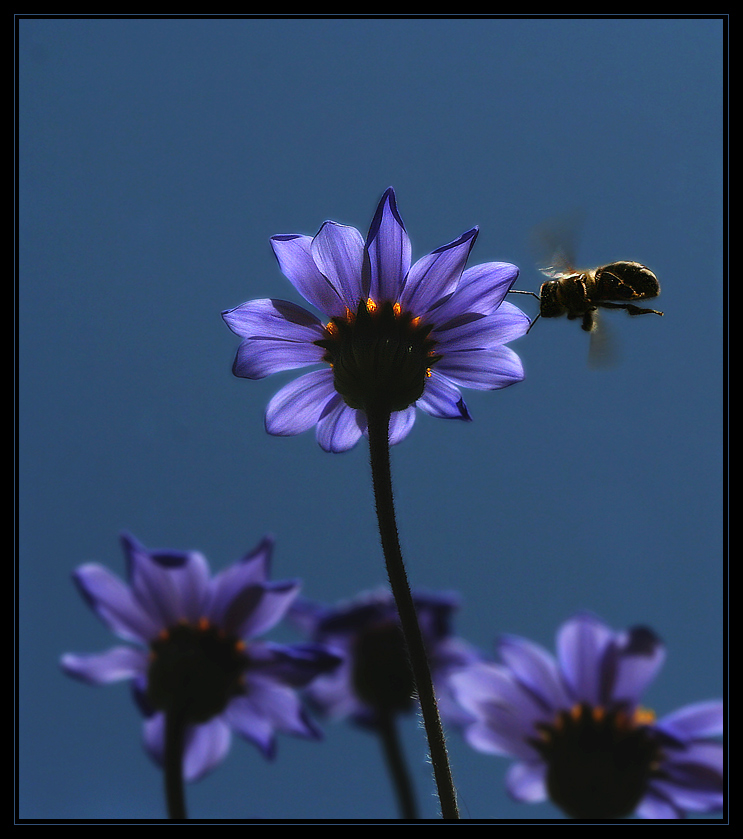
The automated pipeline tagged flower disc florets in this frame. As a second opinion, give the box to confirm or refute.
[532,702,662,819]
[222,187,530,451]
[316,299,439,413]
[146,619,249,724]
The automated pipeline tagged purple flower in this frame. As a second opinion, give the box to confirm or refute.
[289,587,481,729]
[449,613,724,819]
[61,533,341,781]
[222,188,529,452]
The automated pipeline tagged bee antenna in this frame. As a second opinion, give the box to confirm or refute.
[508,289,541,300]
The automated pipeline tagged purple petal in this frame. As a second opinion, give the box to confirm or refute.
[450,662,546,750]
[245,641,342,687]
[221,298,324,341]
[310,221,365,308]
[452,261,520,314]
[270,234,347,317]
[556,613,615,706]
[416,372,471,420]
[225,679,321,759]
[387,406,417,446]
[121,534,211,629]
[610,625,666,705]
[142,714,232,782]
[231,335,325,379]
[72,563,160,643]
[497,634,571,712]
[206,536,276,625]
[265,368,337,436]
[463,719,535,760]
[636,792,685,819]
[315,395,365,452]
[60,646,148,684]
[505,761,548,803]
[366,187,411,303]
[434,346,525,390]
[431,306,531,353]
[226,580,301,639]
[401,227,478,314]
[656,700,724,740]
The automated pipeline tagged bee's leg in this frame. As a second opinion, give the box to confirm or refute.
[599,302,664,317]
[581,311,596,332]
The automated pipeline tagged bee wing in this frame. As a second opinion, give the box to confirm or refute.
[587,309,620,369]
[529,210,585,280]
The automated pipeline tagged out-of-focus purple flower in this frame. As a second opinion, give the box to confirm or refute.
[61,533,341,781]
[222,188,529,452]
[448,612,724,819]
[289,587,481,729]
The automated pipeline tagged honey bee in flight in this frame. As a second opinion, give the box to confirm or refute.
[510,218,663,365]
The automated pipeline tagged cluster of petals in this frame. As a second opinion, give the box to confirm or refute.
[289,587,481,728]
[222,187,530,451]
[61,533,340,780]
[448,612,724,819]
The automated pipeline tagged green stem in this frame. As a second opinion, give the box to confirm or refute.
[366,405,460,820]
[377,709,418,820]
[164,707,188,820]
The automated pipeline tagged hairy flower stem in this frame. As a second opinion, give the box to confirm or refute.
[164,707,188,820]
[377,709,418,820]
[366,405,459,820]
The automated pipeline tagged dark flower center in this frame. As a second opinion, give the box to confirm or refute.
[146,618,249,724]
[351,620,415,717]
[531,703,662,819]
[315,299,440,413]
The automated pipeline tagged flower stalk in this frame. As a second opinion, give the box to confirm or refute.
[164,706,188,820]
[377,709,417,820]
[366,404,459,820]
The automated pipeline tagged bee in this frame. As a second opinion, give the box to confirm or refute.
[510,218,663,365]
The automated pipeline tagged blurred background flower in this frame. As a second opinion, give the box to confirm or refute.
[61,533,341,785]
[449,612,724,819]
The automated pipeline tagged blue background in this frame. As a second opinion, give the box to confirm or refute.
[19,17,724,821]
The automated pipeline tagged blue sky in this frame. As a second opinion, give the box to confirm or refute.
[19,17,724,821]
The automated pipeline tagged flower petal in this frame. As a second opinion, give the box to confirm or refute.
[121,533,210,629]
[556,612,615,705]
[416,371,471,420]
[270,234,347,317]
[60,646,148,685]
[142,714,232,782]
[206,536,276,626]
[366,187,411,303]
[226,679,321,759]
[401,227,478,314]
[310,221,365,307]
[450,261,520,315]
[242,641,342,687]
[231,335,325,379]
[315,395,365,452]
[265,368,337,437]
[225,580,302,639]
[431,305,531,353]
[221,298,324,342]
[609,625,666,706]
[434,346,524,390]
[387,406,417,446]
[505,761,548,803]
[72,563,159,643]
[656,700,724,740]
[497,634,571,712]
